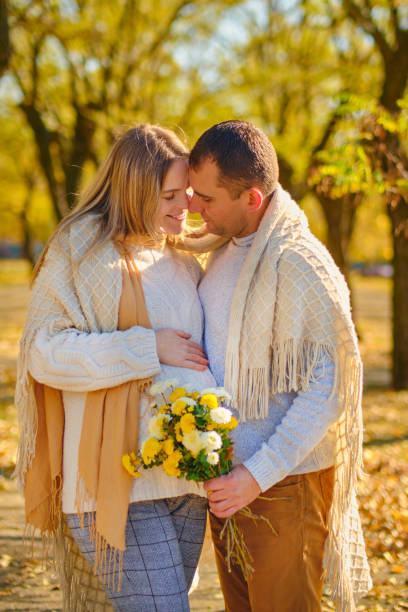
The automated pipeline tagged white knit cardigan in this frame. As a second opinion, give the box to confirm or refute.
[14,216,206,496]
[14,216,212,611]
[222,186,371,611]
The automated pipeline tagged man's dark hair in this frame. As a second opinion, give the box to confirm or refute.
[189,120,279,199]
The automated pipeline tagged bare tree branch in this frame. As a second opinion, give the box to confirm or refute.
[118,0,195,102]
[311,112,341,158]
[342,0,391,61]
[90,0,135,109]
[389,0,400,42]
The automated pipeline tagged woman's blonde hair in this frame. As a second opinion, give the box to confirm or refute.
[32,124,188,282]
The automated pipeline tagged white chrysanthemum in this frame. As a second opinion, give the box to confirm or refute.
[182,430,205,457]
[164,378,179,390]
[201,430,222,452]
[149,381,167,396]
[200,387,232,400]
[148,413,170,440]
[207,451,220,466]
[183,383,195,393]
[149,378,179,396]
[210,407,232,425]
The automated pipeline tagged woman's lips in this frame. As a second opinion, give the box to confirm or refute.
[167,213,186,221]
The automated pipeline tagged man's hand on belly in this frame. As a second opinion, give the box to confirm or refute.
[204,464,261,518]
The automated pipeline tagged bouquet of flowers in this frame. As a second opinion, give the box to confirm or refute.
[122,378,237,482]
[122,379,276,580]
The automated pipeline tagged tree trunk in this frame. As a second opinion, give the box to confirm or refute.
[380,51,408,389]
[320,194,356,279]
[20,175,36,268]
[20,103,67,221]
[388,196,408,389]
[314,191,361,320]
[64,107,96,209]
[366,124,408,389]
[0,0,9,76]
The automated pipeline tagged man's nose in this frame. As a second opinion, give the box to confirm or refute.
[180,191,190,210]
[188,193,202,214]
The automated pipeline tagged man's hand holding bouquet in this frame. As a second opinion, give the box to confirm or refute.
[122,379,278,580]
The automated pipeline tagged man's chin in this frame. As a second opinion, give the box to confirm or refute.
[204,221,230,237]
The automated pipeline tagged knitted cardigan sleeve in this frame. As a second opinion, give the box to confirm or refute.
[25,225,160,393]
[28,325,160,393]
[243,351,341,492]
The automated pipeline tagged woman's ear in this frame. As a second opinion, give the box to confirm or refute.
[247,187,264,212]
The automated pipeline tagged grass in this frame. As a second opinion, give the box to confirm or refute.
[0,259,31,286]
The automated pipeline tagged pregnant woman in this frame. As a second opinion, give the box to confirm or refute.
[15,124,216,611]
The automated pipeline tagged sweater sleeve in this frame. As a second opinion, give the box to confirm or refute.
[243,352,341,491]
[28,325,161,392]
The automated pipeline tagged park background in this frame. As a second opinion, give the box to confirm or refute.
[0,0,407,610]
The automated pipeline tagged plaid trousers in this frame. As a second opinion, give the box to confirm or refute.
[65,494,208,612]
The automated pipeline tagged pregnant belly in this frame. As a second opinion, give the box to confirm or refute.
[155,364,216,391]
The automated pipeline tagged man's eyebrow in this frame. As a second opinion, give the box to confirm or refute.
[193,190,212,198]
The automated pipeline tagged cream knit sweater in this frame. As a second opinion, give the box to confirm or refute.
[27,242,215,512]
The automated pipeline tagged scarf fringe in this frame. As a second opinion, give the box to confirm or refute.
[56,519,113,612]
[13,355,38,490]
[225,348,269,421]
[270,338,333,396]
[75,475,123,592]
[227,330,369,608]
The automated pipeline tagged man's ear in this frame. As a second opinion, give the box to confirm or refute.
[247,188,264,212]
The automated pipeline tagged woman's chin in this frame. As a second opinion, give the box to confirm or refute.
[161,220,185,236]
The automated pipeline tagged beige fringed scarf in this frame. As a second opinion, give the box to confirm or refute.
[14,216,155,605]
[218,185,371,610]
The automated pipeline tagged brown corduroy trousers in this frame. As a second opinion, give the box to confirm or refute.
[210,466,335,612]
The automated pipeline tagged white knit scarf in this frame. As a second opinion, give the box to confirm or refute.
[14,217,127,611]
[224,186,371,611]
[15,216,123,493]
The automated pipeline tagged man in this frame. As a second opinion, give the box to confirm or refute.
[188,121,371,611]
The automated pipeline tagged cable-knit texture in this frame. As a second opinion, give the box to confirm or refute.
[200,242,340,490]
[15,216,215,512]
[201,185,371,610]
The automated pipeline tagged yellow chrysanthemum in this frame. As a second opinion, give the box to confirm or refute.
[172,399,187,416]
[122,453,142,478]
[162,450,182,477]
[129,451,140,463]
[158,404,170,414]
[169,387,187,402]
[175,422,183,442]
[180,413,196,434]
[188,391,200,400]
[227,416,239,430]
[200,393,218,409]
[163,437,175,455]
[141,437,162,464]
